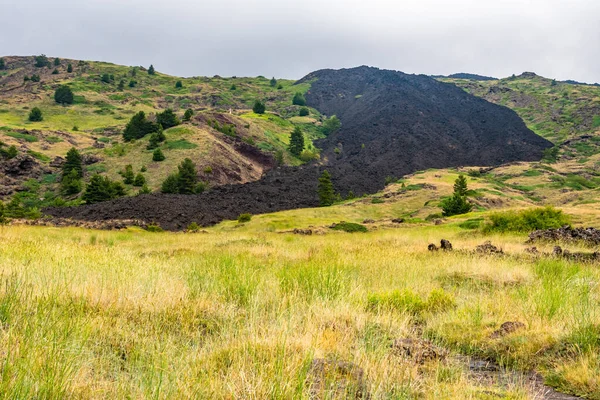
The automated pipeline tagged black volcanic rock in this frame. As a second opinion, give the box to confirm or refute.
[46,66,552,230]
[300,66,552,195]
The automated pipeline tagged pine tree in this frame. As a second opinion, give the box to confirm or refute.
[138,184,151,195]
[34,54,49,68]
[133,173,146,187]
[299,107,309,116]
[270,77,277,87]
[175,80,183,88]
[0,58,5,70]
[152,148,165,161]
[177,158,197,194]
[63,147,83,178]
[252,100,265,114]
[54,85,74,104]
[183,109,194,122]
[123,111,159,141]
[128,80,137,88]
[148,64,155,75]
[52,69,59,75]
[453,174,468,197]
[318,170,335,206]
[122,164,135,184]
[67,63,73,73]
[288,126,305,157]
[61,168,82,195]
[83,175,126,204]
[54,57,60,66]
[292,92,306,106]
[156,109,180,129]
[28,107,43,122]
[441,175,473,216]
[161,174,179,193]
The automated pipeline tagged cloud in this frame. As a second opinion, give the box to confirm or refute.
[1,0,599,82]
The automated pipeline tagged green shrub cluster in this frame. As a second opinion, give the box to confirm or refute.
[330,222,368,233]
[483,207,570,233]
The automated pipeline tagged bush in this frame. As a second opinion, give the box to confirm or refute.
[54,85,74,105]
[323,115,341,135]
[543,146,560,163]
[30,74,40,83]
[292,92,306,106]
[230,84,237,91]
[299,107,309,116]
[67,64,73,73]
[237,213,252,223]
[156,109,180,129]
[61,168,83,196]
[161,174,179,193]
[330,222,368,233]
[51,69,59,75]
[175,80,183,88]
[269,77,277,87]
[148,64,155,75]
[82,175,126,204]
[146,224,163,232]
[34,54,50,68]
[152,148,165,161]
[187,222,200,232]
[137,184,151,195]
[122,164,135,184]
[0,58,5,70]
[133,173,146,187]
[123,111,159,141]
[483,207,570,233]
[53,57,60,66]
[183,108,194,122]
[28,107,43,122]
[252,100,265,114]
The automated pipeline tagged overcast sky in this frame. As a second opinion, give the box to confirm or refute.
[2,0,599,82]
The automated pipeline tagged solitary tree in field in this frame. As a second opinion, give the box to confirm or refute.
[288,126,305,157]
[54,85,74,104]
[28,107,43,122]
[252,100,265,114]
[441,174,472,217]
[148,64,155,75]
[318,170,335,206]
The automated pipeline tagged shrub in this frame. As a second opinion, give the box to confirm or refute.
[123,111,159,141]
[67,64,73,73]
[137,184,151,195]
[175,80,183,88]
[288,126,305,156]
[161,174,179,193]
[30,74,40,83]
[54,85,74,105]
[53,57,60,66]
[129,80,137,88]
[323,115,341,135]
[299,149,319,162]
[269,77,277,87]
[299,107,309,116]
[187,222,200,232]
[0,58,5,70]
[101,73,111,83]
[122,164,135,184]
[543,146,560,163]
[152,148,165,161]
[82,175,126,204]
[203,166,213,174]
[156,109,180,129]
[483,207,570,233]
[28,107,43,122]
[133,173,146,187]
[34,54,49,68]
[183,108,194,122]
[148,64,155,75]
[331,222,368,233]
[292,92,306,106]
[51,69,59,75]
[252,100,265,114]
[237,213,252,223]
[318,170,335,206]
[4,145,17,159]
[60,168,83,195]
[230,84,237,91]
[146,224,163,232]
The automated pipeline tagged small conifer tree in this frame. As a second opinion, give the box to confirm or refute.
[318,170,335,206]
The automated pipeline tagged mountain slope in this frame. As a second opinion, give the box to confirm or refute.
[46,66,552,229]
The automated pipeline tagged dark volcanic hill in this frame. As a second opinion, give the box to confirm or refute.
[302,66,551,194]
[46,66,552,230]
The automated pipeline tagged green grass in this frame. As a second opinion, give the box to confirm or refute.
[165,139,197,150]
[4,131,38,142]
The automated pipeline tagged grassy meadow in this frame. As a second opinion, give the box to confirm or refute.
[1,207,599,399]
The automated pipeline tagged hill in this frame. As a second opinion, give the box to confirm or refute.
[45,66,551,229]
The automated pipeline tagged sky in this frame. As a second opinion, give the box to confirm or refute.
[2,0,599,82]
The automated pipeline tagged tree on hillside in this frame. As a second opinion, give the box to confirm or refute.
[253,100,265,114]
[52,69,59,75]
[152,148,165,161]
[34,54,50,68]
[30,74,40,83]
[101,73,111,83]
[61,168,82,195]
[53,57,60,66]
[440,175,472,217]
[183,108,194,122]
[83,175,126,204]
[63,147,83,179]
[288,126,305,157]
[299,107,309,116]
[28,107,43,122]
[117,80,125,90]
[323,115,341,135]
[318,170,335,206]
[453,174,469,197]
[270,77,277,87]
[54,85,74,104]
[148,64,155,75]
[0,58,5,70]
[175,80,183,88]
[122,164,135,184]
[156,109,180,129]
[129,80,137,88]
[161,174,179,194]
[123,111,159,141]
[67,63,73,73]
[133,173,146,187]
[292,92,306,106]
[177,158,198,194]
